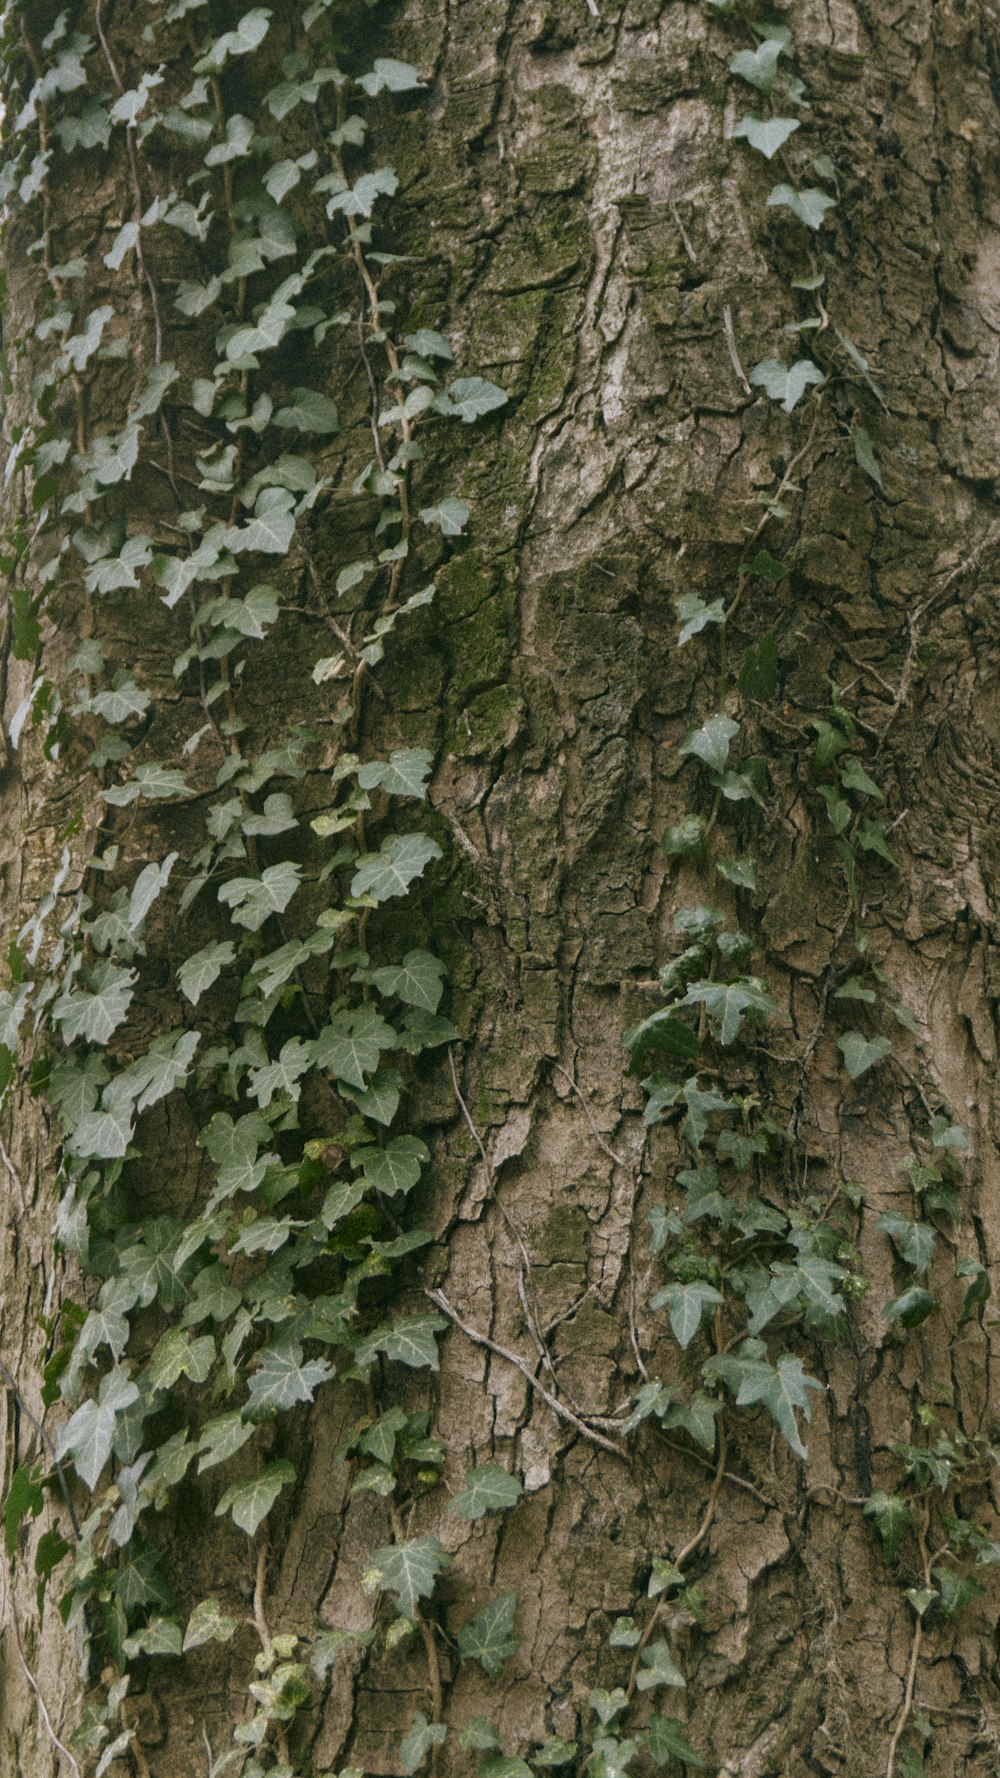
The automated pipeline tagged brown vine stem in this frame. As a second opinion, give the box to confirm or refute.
[389,1503,444,1775]
[426,1288,625,1459]
[625,1419,728,1702]
[10,1611,81,1777]
[885,1504,931,1778]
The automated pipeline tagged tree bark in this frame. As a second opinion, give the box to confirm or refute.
[1,3,1000,1777]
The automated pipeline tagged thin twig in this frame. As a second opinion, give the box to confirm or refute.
[426,1288,625,1458]
[885,1505,931,1778]
[550,1059,626,1167]
[670,200,697,264]
[10,1612,82,1777]
[0,1359,81,1539]
[723,304,751,395]
[626,1422,728,1700]
[878,522,1000,749]
[0,1133,28,1215]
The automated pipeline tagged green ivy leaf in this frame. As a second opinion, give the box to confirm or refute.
[456,1591,519,1676]
[121,1618,182,1659]
[729,38,786,94]
[749,357,826,412]
[356,747,434,799]
[863,1492,911,1563]
[351,834,442,901]
[401,1712,447,1775]
[368,1536,450,1617]
[215,1459,296,1536]
[245,1340,333,1412]
[355,1134,429,1194]
[679,713,739,773]
[218,861,301,931]
[371,950,445,1012]
[732,115,800,158]
[53,962,135,1046]
[358,57,425,96]
[878,1212,935,1274]
[837,1031,892,1079]
[437,376,508,422]
[649,1282,724,1350]
[643,1716,708,1769]
[195,7,272,73]
[766,184,837,230]
[635,1640,686,1691]
[314,1006,397,1088]
[178,940,236,1005]
[678,977,777,1046]
[883,1286,936,1329]
[273,387,340,432]
[56,1366,139,1489]
[449,1464,523,1520]
[183,1598,239,1651]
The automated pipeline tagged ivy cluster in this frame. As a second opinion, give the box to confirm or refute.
[618,12,1000,1778]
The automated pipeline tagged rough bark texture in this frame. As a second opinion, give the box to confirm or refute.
[3,2,1000,1776]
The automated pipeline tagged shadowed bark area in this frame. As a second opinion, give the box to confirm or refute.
[1,3,1000,1776]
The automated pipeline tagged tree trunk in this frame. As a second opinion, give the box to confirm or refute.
[1,3,999,1777]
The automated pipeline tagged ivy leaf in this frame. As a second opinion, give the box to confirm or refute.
[749,357,826,412]
[128,853,178,929]
[732,115,800,159]
[837,1031,892,1079]
[56,1366,139,1489]
[195,7,272,73]
[178,940,235,1005]
[4,1464,44,1559]
[53,962,135,1046]
[121,1618,183,1659]
[227,488,296,555]
[878,1212,935,1274]
[197,1411,256,1473]
[635,1640,686,1691]
[678,977,777,1046]
[218,861,301,931]
[675,595,726,645]
[644,1716,708,1769]
[273,387,340,433]
[589,1690,628,1727]
[934,1565,986,1619]
[649,1282,723,1350]
[449,1464,523,1521]
[766,184,837,230]
[215,1460,296,1535]
[147,1326,215,1394]
[356,1134,429,1195]
[419,497,470,536]
[883,1286,936,1329]
[457,1591,520,1676]
[356,748,434,799]
[461,1720,502,1753]
[245,1340,333,1412]
[368,1536,450,1617]
[358,58,425,96]
[729,38,786,94]
[401,1712,447,1776]
[739,634,778,700]
[314,1006,397,1088]
[183,1599,239,1651]
[852,424,883,487]
[705,1347,822,1458]
[371,950,446,1012]
[357,1315,446,1371]
[679,713,739,773]
[351,834,442,901]
[438,376,508,422]
[863,1492,911,1563]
